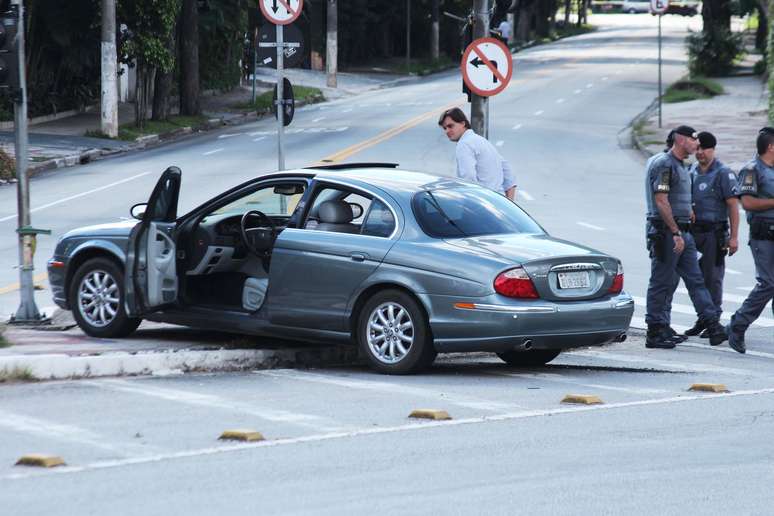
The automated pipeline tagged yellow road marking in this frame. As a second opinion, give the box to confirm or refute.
[15,454,66,468]
[312,97,466,165]
[689,383,729,393]
[0,272,49,296]
[409,409,452,421]
[219,430,265,442]
[561,394,603,405]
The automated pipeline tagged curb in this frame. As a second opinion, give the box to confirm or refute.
[0,344,360,381]
[629,97,661,160]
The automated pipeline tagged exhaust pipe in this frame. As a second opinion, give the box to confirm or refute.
[523,339,533,350]
[615,333,627,343]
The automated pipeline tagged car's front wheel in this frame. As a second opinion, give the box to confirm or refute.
[357,289,436,374]
[497,349,561,367]
[69,257,141,338]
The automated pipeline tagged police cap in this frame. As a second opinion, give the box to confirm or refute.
[673,125,697,138]
[697,131,716,149]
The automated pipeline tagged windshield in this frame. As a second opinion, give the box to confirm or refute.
[412,187,544,238]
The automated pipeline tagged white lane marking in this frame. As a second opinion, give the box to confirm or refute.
[630,316,688,333]
[675,287,772,307]
[513,123,522,130]
[679,341,774,360]
[573,89,582,94]
[342,108,353,113]
[632,296,774,327]
[586,83,594,88]
[8,388,774,481]
[725,268,742,275]
[203,148,224,156]
[253,136,266,142]
[257,370,523,412]
[0,171,152,223]
[570,348,754,376]
[0,409,153,456]
[601,77,609,81]
[556,98,565,104]
[496,140,504,147]
[90,379,352,433]
[519,190,534,201]
[534,110,544,116]
[576,221,605,231]
[736,286,756,291]
[217,133,242,139]
[312,117,326,123]
[491,371,668,395]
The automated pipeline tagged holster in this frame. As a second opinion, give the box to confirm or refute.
[750,219,774,241]
[714,226,729,267]
[647,227,666,262]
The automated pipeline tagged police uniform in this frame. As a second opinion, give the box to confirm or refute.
[728,157,774,352]
[690,158,738,308]
[645,150,724,347]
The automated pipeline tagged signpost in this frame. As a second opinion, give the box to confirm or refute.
[258,0,303,171]
[257,23,304,69]
[272,77,295,126]
[651,0,669,128]
[461,37,513,137]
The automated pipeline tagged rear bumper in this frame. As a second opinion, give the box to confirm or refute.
[422,292,634,353]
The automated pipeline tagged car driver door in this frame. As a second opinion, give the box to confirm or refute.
[125,167,182,317]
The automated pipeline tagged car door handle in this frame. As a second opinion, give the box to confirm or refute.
[350,252,368,262]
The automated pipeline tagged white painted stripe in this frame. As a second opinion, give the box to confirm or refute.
[249,131,271,136]
[632,296,774,327]
[90,379,352,433]
[312,117,326,123]
[217,133,242,139]
[519,190,534,201]
[253,136,266,142]
[736,286,757,291]
[495,140,504,147]
[0,172,152,223]
[601,77,609,81]
[679,341,774,360]
[513,123,522,130]
[675,287,772,307]
[586,83,593,88]
[725,268,742,275]
[576,221,605,231]
[492,371,667,395]
[573,89,582,94]
[556,98,565,104]
[630,316,689,333]
[203,148,224,156]
[570,348,754,376]
[534,110,544,116]
[342,108,353,113]
[257,370,523,412]
[8,388,774,481]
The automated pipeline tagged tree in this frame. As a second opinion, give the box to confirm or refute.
[179,0,200,116]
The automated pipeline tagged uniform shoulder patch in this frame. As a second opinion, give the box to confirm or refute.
[728,172,736,181]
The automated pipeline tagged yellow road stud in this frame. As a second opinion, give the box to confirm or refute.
[408,409,452,421]
[689,383,729,393]
[561,394,603,405]
[15,454,65,468]
[218,430,265,442]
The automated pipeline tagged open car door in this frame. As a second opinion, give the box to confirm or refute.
[125,167,182,317]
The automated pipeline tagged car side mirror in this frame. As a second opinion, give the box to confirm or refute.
[130,203,147,220]
[349,202,364,219]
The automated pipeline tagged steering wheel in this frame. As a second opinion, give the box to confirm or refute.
[240,210,276,257]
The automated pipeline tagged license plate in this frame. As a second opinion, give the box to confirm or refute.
[557,271,590,289]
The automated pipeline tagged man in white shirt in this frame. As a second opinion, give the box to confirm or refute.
[497,19,511,45]
[438,107,517,200]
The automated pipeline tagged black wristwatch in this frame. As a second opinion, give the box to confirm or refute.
[672,230,682,237]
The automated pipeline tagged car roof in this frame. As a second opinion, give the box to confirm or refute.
[305,166,471,197]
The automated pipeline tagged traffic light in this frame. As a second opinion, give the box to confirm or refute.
[0,3,19,91]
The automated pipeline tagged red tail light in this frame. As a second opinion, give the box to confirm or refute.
[608,262,624,294]
[494,267,539,299]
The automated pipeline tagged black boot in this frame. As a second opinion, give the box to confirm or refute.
[726,324,746,354]
[646,325,677,349]
[683,319,707,337]
[667,326,688,343]
[706,321,728,346]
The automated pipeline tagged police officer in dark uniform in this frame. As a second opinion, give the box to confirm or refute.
[645,125,728,349]
[683,132,740,338]
[727,127,774,353]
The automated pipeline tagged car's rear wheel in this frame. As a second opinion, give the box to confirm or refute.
[357,289,436,374]
[497,349,561,367]
[69,257,141,338]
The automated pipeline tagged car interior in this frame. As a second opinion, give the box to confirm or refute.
[176,180,395,313]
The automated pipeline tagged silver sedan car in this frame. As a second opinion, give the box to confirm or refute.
[48,164,634,374]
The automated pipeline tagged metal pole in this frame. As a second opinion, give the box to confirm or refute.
[471,0,489,138]
[101,0,118,138]
[406,0,411,73]
[12,0,41,322]
[252,28,257,104]
[277,24,285,171]
[658,13,662,129]
[326,0,337,88]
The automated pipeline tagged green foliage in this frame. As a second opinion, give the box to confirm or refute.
[0,149,15,180]
[686,29,744,77]
[232,86,324,111]
[663,77,725,103]
[118,0,180,71]
[116,115,208,141]
[200,0,253,91]
[0,366,37,382]
[754,58,766,75]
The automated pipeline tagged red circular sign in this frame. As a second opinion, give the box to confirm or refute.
[461,37,513,97]
[259,0,303,26]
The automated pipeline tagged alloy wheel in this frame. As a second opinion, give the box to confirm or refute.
[77,269,120,328]
[366,301,414,364]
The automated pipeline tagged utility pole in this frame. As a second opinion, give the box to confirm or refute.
[406,0,411,72]
[431,0,439,60]
[471,0,489,138]
[101,0,118,138]
[326,0,337,88]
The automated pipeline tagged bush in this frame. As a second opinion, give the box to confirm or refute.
[687,29,744,77]
[0,148,15,180]
[663,77,725,103]
[754,58,766,76]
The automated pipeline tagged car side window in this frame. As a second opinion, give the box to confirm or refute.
[362,200,395,238]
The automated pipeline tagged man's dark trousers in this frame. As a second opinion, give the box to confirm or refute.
[693,228,725,309]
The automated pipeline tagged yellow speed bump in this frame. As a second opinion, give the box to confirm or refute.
[218,429,265,442]
[15,454,65,468]
[409,409,452,421]
[689,383,729,393]
[561,394,604,405]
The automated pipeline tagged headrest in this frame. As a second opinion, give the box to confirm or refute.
[318,200,354,224]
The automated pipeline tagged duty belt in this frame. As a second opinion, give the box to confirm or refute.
[648,218,691,232]
[691,221,728,233]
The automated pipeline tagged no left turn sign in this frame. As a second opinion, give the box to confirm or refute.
[461,37,513,97]
[259,0,303,25]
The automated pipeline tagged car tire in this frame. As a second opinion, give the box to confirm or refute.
[496,349,561,367]
[357,289,436,374]
[628,8,637,13]
[69,257,141,338]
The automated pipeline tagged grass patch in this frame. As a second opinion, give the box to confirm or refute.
[114,115,209,142]
[394,56,456,76]
[232,86,324,112]
[0,366,36,383]
[663,77,724,103]
[0,325,9,348]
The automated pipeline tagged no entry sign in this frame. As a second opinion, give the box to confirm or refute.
[650,0,669,14]
[461,37,513,97]
[259,0,303,25]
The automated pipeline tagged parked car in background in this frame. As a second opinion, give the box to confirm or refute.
[666,1,700,16]
[48,164,634,374]
[622,0,650,13]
